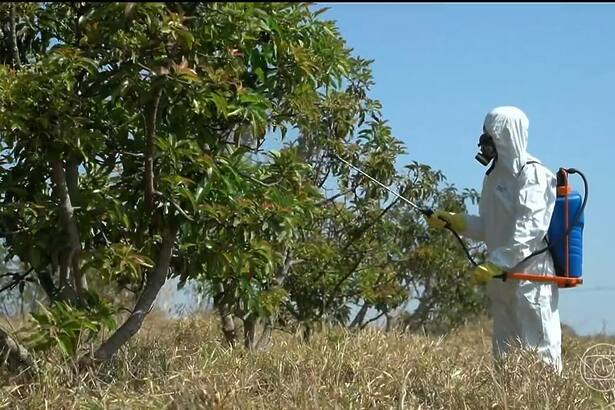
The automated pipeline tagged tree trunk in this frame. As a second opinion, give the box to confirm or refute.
[66,157,87,292]
[35,269,57,302]
[384,312,392,332]
[0,326,33,372]
[302,323,313,343]
[255,317,273,351]
[350,302,369,328]
[9,3,21,69]
[50,158,83,300]
[243,315,257,350]
[402,295,433,332]
[66,156,81,206]
[275,248,292,287]
[212,282,237,347]
[144,89,162,214]
[359,310,386,330]
[217,303,237,347]
[91,224,177,362]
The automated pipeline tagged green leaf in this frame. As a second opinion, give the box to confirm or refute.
[57,334,75,356]
[314,7,331,17]
[209,93,228,117]
[176,28,195,49]
[175,66,198,81]
[29,246,42,269]
[254,67,265,83]
[76,56,99,74]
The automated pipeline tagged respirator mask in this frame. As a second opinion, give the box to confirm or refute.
[475,132,497,166]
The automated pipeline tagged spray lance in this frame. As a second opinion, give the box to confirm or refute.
[331,153,476,265]
[331,153,588,288]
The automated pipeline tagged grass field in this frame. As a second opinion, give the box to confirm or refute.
[1,313,614,409]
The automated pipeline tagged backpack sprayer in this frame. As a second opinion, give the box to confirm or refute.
[332,153,588,288]
[500,167,588,288]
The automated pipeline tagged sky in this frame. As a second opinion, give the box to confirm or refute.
[319,3,615,336]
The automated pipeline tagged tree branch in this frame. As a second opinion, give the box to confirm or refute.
[312,196,400,288]
[319,189,351,205]
[144,88,163,214]
[66,156,80,207]
[35,269,57,301]
[274,248,292,287]
[349,301,369,328]
[0,325,33,372]
[91,223,178,362]
[320,252,366,317]
[341,195,401,254]
[314,197,400,305]
[50,158,83,299]
[9,3,22,69]
[360,310,386,330]
[66,156,86,293]
[0,268,33,294]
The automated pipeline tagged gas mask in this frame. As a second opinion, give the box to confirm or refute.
[475,132,497,166]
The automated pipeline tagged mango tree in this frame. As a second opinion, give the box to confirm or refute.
[0,2,486,369]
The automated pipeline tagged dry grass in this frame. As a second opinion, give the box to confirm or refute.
[1,313,614,409]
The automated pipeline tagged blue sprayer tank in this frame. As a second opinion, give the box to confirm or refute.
[547,169,584,279]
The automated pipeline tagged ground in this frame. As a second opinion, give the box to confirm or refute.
[1,313,613,409]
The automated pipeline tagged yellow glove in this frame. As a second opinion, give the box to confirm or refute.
[472,262,503,284]
[426,211,466,232]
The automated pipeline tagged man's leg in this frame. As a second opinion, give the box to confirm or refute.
[516,281,562,374]
[487,280,518,364]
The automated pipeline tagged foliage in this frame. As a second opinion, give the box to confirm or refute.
[22,292,117,357]
[0,2,485,360]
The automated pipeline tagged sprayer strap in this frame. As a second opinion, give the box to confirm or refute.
[516,160,542,178]
[515,161,550,266]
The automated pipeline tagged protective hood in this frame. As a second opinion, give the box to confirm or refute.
[483,106,530,174]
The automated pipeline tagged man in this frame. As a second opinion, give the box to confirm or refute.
[427,106,562,373]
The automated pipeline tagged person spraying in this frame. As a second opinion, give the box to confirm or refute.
[427,106,562,373]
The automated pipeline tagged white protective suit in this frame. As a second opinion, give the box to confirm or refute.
[463,106,562,373]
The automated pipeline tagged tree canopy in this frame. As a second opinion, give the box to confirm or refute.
[0,2,484,366]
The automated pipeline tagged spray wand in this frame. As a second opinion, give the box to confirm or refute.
[331,153,478,266]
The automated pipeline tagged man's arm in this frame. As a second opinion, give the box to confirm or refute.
[463,214,485,242]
